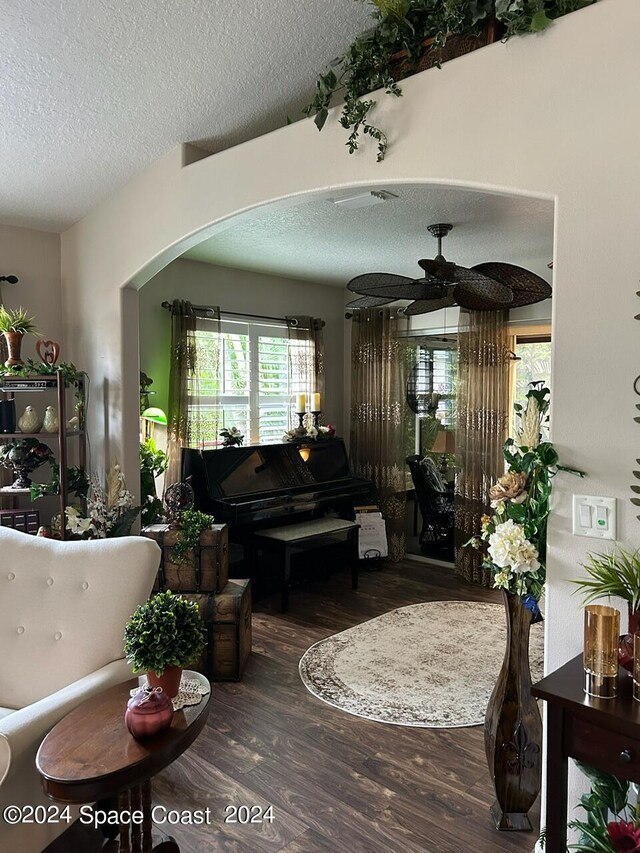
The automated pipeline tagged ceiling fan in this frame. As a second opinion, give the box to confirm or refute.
[345,224,552,315]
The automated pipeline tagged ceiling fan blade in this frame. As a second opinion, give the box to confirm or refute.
[472,262,552,307]
[403,295,457,316]
[454,269,513,310]
[347,273,415,295]
[345,295,393,309]
[352,280,448,300]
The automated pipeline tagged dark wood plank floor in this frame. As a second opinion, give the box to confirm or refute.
[48,559,540,853]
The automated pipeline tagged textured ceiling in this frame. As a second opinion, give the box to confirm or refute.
[183,184,555,287]
[1,0,372,231]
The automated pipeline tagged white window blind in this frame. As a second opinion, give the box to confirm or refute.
[417,344,457,427]
[191,317,313,445]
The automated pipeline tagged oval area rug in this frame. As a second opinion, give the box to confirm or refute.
[299,600,544,728]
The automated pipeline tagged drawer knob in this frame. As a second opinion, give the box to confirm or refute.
[620,749,633,763]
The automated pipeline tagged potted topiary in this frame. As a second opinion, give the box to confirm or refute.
[124,591,206,698]
[0,306,38,367]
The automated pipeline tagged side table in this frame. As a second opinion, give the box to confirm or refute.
[36,671,211,852]
[532,654,640,853]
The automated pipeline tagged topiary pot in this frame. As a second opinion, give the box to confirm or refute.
[147,666,182,699]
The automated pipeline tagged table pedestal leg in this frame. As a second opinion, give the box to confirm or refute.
[118,790,131,853]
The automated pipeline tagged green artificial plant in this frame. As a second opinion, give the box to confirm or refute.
[140,438,168,526]
[124,591,206,677]
[0,306,38,334]
[172,509,215,563]
[306,0,597,160]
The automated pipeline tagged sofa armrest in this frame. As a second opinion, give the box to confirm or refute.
[0,657,133,788]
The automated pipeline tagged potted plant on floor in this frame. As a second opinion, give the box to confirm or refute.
[0,306,38,367]
[124,591,206,699]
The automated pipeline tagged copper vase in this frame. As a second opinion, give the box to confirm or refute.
[484,591,542,831]
[618,605,640,674]
[3,331,25,367]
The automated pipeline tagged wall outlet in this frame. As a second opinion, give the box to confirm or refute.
[572,495,616,540]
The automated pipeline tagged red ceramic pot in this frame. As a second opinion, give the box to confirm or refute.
[146,666,182,699]
[125,686,174,739]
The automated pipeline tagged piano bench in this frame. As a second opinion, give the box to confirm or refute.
[252,519,360,613]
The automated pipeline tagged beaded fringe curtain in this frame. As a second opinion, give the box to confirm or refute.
[165,300,220,488]
[350,308,409,562]
[286,316,325,428]
[454,310,510,586]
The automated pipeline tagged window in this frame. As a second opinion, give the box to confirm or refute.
[191,317,313,445]
[406,341,457,457]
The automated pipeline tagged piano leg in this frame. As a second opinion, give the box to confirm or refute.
[350,529,359,590]
[282,547,290,613]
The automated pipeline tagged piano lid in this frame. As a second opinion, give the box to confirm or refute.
[183,439,354,500]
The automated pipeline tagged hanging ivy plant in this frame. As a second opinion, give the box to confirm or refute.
[305,0,597,160]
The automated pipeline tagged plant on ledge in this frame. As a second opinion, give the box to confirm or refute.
[305,0,597,160]
[63,463,140,539]
[140,437,168,526]
[219,426,244,447]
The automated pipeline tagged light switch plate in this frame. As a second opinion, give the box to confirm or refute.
[572,495,617,540]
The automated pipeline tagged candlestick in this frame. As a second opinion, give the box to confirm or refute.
[584,604,620,698]
[297,412,305,429]
[295,393,306,413]
[312,392,321,411]
[311,411,321,428]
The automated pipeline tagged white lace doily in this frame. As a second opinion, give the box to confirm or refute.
[130,676,211,710]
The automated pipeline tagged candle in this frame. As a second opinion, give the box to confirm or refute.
[312,393,321,411]
[296,393,306,413]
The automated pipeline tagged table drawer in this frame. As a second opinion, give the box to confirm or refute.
[566,716,640,781]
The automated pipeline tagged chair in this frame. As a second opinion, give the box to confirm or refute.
[0,527,160,853]
[406,455,455,553]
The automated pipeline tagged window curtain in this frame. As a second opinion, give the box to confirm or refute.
[350,308,409,562]
[454,310,511,585]
[165,300,220,488]
[286,316,325,426]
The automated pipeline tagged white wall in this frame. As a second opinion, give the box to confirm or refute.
[0,224,62,358]
[139,259,346,434]
[60,0,640,825]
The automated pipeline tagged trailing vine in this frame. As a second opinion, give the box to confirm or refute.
[171,509,215,564]
[306,0,597,160]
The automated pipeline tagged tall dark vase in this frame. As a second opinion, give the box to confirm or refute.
[485,590,542,831]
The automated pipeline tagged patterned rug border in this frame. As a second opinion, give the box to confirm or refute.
[299,600,544,729]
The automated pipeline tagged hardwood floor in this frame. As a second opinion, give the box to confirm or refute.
[48,560,540,853]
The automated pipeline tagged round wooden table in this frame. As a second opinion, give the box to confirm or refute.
[36,672,211,852]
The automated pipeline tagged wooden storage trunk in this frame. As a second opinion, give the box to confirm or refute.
[141,523,228,593]
[185,579,252,682]
[0,508,40,535]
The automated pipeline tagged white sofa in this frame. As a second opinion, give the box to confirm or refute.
[0,527,160,853]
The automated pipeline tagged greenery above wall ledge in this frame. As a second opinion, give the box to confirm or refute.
[306,0,598,160]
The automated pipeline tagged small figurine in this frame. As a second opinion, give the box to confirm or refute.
[18,406,42,433]
[43,406,59,433]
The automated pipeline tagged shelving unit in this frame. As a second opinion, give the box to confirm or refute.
[0,370,86,540]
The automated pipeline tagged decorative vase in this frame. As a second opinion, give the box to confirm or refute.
[146,666,182,699]
[618,604,640,674]
[484,591,542,831]
[42,406,58,433]
[18,406,42,433]
[125,686,174,739]
[3,331,24,367]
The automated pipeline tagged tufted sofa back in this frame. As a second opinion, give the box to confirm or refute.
[0,527,160,709]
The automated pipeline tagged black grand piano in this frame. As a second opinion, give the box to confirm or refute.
[182,438,372,540]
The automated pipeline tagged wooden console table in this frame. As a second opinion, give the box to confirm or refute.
[532,654,640,853]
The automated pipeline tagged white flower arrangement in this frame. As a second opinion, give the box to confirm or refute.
[282,423,335,442]
[488,519,540,595]
[64,463,140,539]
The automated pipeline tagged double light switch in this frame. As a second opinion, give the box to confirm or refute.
[572,495,617,540]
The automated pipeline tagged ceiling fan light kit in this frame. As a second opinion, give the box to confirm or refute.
[345,224,552,315]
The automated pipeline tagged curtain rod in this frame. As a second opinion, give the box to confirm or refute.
[160,301,325,328]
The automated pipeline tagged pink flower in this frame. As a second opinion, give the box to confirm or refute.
[608,821,640,852]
